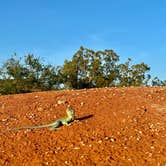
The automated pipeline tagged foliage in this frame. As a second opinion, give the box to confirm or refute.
[0,46,163,95]
[117,58,151,86]
[61,46,151,89]
[0,54,61,94]
[151,77,166,86]
[61,46,120,89]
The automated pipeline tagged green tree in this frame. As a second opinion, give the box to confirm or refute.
[131,63,151,86]
[61,46,120,89]
[152,77,166,86]
[118,58,151,86]
[0,54,29,93]
[24,54,43,90]
[117,58,132,86]
[40,65,61,90]
[0,54,61,94]
[0,46,154,94]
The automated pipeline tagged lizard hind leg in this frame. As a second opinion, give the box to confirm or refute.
[49,126,61,130]
[49,121,61,130]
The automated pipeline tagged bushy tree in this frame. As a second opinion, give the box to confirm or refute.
[0,54,29,93]
[0,54,61,94]
[61,46,120,89]
[152,77,166,86]
[0,46,155,94]
[61,46,151,89]
[117,58,151,86]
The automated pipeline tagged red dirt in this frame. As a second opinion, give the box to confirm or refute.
[0,87,166,166]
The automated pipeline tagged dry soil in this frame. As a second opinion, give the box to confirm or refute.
[0,87,166,166]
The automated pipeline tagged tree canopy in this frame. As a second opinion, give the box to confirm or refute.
[0,46,165,95]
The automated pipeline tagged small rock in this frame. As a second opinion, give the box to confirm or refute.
[74,147,80,150]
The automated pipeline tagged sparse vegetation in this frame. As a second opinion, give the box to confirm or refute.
[0,46,165,95]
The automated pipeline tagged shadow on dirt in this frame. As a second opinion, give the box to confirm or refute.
[76,114,94,121]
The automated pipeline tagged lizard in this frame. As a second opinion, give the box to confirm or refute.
[0,105,76,133]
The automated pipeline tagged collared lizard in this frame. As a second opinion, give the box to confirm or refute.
[0,105,76,133]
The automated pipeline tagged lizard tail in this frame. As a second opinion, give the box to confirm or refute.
[0,123,53,133]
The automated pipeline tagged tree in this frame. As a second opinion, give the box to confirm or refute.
[152,77,166,86]
[0,54,61,94]
[0,54,29,93]
[0,46,154,94]
[117,58,151,86]
[61,46,151,89]
[24,54,43,90]
[61,59,78,89]
[61,46,120,89]
[40,65,61,90]
[131,63,151,86]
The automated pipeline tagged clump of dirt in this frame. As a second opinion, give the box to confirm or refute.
[0,87,166,166]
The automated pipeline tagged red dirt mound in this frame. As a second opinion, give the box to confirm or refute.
[0,87,166,166]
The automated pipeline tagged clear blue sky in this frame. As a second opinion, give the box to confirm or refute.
[0,0,166,79]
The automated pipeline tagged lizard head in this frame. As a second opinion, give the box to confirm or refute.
[66,105,75,118]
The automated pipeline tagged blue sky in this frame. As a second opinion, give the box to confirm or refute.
[0,0,166,79]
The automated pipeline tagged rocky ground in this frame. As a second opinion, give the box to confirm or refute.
[0,87,166,166]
